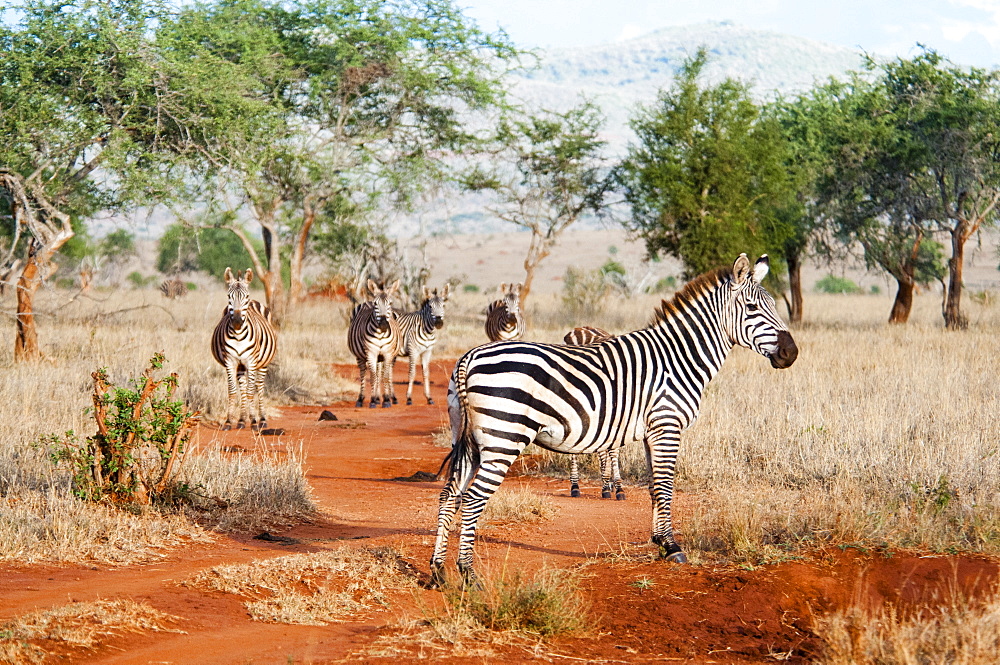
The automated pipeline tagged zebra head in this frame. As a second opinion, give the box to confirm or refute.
[499,282,522,321]
[224,267,253,328]
[726,254,798,369]
[423,284,449,329]
[367,278,399,332]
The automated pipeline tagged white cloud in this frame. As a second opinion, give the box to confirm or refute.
[616,24,644,42]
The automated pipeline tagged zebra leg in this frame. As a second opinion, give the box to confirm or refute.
[355,358,367,408]
[382,356,399,406]
[406,354,417,406]
[455,449,518,586]
[421,350,434,405]
[367,355,381,408]
[222,361,240,430]
[253,366,268,430]
[569,455,581,497]
[611,447,625,501]
[380,358,394,408]
[646,422,686,563]
[598,450,613,499]
[430,474,463,588]
[236,368,249,429]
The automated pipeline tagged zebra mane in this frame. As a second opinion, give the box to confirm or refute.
[651,266,733,326]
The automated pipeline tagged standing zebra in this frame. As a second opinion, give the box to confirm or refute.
[211,268,277,431]
[484,282,525,342]
[431,254,798,585]
[396,285,450,405]
[562,326,625,500]
[348,279,402,409]
[160,277,187,299]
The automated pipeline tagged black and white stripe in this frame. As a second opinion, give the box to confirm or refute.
[348,279,402,408]
[160,277,187,299]
[431,254,798,584]
[396,285,450,405]
[211,268,277,430]
[484,282,525,342]
[562,326,624,500]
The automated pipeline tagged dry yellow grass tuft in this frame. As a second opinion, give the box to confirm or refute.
[184,546,417,625]
[816,590,1000,665]
[481,486,558,526]
[0,599,182,664]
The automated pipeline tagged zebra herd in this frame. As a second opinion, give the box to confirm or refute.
[209,254,799,586]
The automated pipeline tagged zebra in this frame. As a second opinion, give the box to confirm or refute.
[395,284,450,405]
[160,277,187,299]
[348,279,402,409]
[430,254,798,585]
[484,282,525,342]
[211,268,277,431]
[561,326,625,500]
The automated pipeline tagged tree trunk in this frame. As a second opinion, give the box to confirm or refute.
[520,230,552,306]
[888,272,915,324]
[944,224,969,330]
[785,250,803,324]
[14,251,42,362]
[289,200,317,306]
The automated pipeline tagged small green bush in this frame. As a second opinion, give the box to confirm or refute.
[463,284,480,293]
[815,274,862,294]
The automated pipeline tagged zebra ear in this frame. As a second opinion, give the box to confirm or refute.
[388,279,400,295]
[422,285,430,300]
[514,283,523,296]
[753,255,769,283]
[244,269,253,284]
[499,282,507,295]
[224,267,234,284]
[367,279,378,297]
[732,254,751,286]
[442,283,450,300]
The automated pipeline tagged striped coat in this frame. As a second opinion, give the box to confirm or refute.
[431,255,798,584]
[562,326,624,500]
[211,268,277,430]
[484,282,525,342]
[396,285,450,405]
[348,279,402,408]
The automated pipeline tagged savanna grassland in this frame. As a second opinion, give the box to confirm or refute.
[1,264,1000,663]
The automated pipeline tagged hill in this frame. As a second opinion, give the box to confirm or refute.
[509,20,867,149]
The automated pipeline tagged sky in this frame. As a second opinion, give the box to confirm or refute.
[458,0,1000,69]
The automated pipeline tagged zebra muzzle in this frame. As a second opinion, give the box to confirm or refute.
[769,331,798,369]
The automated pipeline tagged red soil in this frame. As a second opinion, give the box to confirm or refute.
[0,361,997,664]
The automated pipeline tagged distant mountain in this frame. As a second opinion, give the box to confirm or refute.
[509,21,867,150]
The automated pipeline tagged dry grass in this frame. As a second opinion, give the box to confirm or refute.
[184,546,417,625]
[363,564,590,659]
[815,590,1000,665]
[0,599,181,664]
[482,486,558,526]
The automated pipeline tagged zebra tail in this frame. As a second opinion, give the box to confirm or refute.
[435,351,479,489]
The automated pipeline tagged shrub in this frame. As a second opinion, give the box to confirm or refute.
[562,266,608,317]
[815,274,862,294]
[39,354,199,506]
[463,284,480,293]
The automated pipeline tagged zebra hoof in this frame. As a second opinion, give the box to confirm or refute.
[659,543,687,564]
[406,398,413,405]
[391,396,398,404]
[222,422,232,431]
[382,400,392,409]
[601,490,612,499]
[427,398,434,405]
[616,492,627,501]
[258,420,267,430]
[355,400,364,408]
[429,564,446,589]
[236,422,245,430]
[369,400,379,409]
[570,486,580,498]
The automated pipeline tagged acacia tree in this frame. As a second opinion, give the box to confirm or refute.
[877,51,1000,329]
[0,0,178,360]
[463,101,611,304]
[616,48,793,280]
[158,0,517,324]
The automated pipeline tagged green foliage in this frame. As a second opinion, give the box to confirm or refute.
[40,354,199,506]
[156,224,262,281]
[126,272,157,289]
[815,275,862,294]
[651,276,678,293]
[462,284,480,293]
[617,48,795,278]
[99,229,137,262]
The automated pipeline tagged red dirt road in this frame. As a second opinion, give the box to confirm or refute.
[1,361,997,664]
